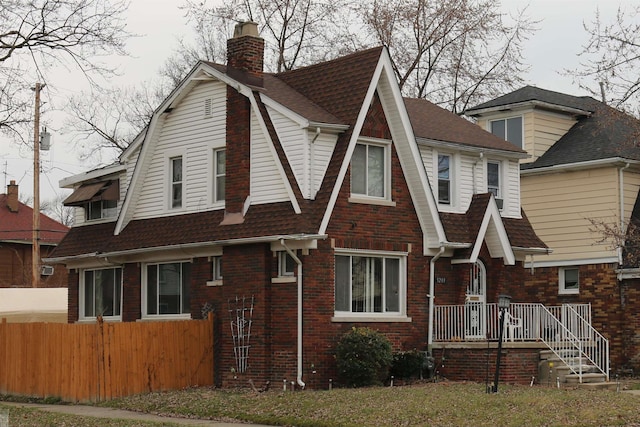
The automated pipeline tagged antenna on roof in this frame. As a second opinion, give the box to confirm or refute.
[599,81,607,104]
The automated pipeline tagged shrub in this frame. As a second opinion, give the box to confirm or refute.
[390,350,427,380]
[335,327,393,387]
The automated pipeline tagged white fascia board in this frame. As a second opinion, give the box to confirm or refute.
[521,157,640,175]
[376,51,447,249]
[260,93,349,133]
[417,138,529,160]
[470,197,515,265]
[318,54,385,235]
[59,163,126,188]
[525,256,618,269]
[248,94,302,214]
[466,100,591,118]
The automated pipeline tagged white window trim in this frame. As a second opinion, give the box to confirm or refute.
[141,260,192,320]
[332,248,410,322]
[207,255,223,287]
[165,150,186,212]
[487,160,502,199]
[85,200,118,223]
[348,137,393,204]
[210,146,226,207]
[434,150,456,209]
[559,267,580,295]
[79,267,123,321]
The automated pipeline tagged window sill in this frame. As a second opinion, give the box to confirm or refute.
[272,276,296,284]
[77,316,122,323]
[348,196,396,207]
[139,314,192,321]
[559,289,579,296]
[331,315,412,323]
[206,279,223,287]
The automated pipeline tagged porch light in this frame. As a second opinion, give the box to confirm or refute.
[498,294,512,310]
[492,294,511,393]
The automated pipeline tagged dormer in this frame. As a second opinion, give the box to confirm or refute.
[61,163,126,226]
[465,86,593,164]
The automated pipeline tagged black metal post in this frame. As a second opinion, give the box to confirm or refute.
[492,307,506,393]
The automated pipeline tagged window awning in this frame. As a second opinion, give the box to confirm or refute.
[63,180,119,207]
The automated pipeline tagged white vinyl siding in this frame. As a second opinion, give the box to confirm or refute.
[418,143,521,217]
[309,130,338,199]
[133,81,227,219]
[251,109,290,204]
[267,106,308,195]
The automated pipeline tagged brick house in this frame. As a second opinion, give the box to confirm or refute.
[0,180,69,288]
[48,23,553,388]
[466,86,640,376]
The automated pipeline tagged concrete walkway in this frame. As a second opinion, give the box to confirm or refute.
[0,402,273,426]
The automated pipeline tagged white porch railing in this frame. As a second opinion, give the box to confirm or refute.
[434,302,609,382]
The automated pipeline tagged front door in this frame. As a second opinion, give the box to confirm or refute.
[465,261,486,338]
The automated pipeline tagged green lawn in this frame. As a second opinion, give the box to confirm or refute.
[105,381,640,427]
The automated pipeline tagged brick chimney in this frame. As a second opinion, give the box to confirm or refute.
[6,180,18,213]
[226,21,264,87]
[221,22,265,225]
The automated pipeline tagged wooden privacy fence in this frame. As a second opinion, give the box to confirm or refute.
[0,315,214,402]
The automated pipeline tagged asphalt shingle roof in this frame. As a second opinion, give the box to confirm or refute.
[0,194,68,245]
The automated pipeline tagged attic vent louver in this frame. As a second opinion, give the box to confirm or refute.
[204,98,213,118]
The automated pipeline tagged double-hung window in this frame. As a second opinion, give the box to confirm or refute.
[334,251,405,317]
[170,156,183,209]
[86,200,117,221]
[213,148,225,203]
[278,252,296,277]
[351,140,389,200]
[438,154,451,205]
[559,267,579,295]
[490,117,523,148]
[487,161,501,198]
[81,267,122,319]
[145,261,191,317]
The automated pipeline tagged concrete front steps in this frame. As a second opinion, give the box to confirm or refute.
[538,349,610,389]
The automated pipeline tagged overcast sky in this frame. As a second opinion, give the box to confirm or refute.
[1,0,634,204]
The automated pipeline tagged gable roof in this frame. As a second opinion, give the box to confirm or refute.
[440,193,548,264]
[50,45,544,263]
[0,194,68,245]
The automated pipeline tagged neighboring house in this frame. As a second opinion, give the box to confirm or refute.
[48,22,552,388]
[466,85,640,374]
[0,180,69,288]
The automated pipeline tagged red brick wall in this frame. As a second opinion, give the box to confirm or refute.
[225,86,251,214]
[435,346,539,385]
[122,263,141,322]
[523,263,627,373]
[227,34,264,80]
[67,269,79,323]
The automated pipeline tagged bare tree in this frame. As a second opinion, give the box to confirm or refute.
[0,0,131,142]
[359,0,536,113]
[573,5,640,113]
[181,0,351,73]
[588,216,640,267]
[40,194,74,226]
[64,83,161,160]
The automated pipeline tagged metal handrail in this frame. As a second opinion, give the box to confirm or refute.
[563,304,609,381]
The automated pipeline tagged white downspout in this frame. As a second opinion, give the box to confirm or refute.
[427,245,446,353]
[619,163,631,265]
[280,239,305,389]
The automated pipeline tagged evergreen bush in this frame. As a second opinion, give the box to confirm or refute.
[335,327,393,387]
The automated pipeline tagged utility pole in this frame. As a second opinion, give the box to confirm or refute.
[32,82,44,287]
